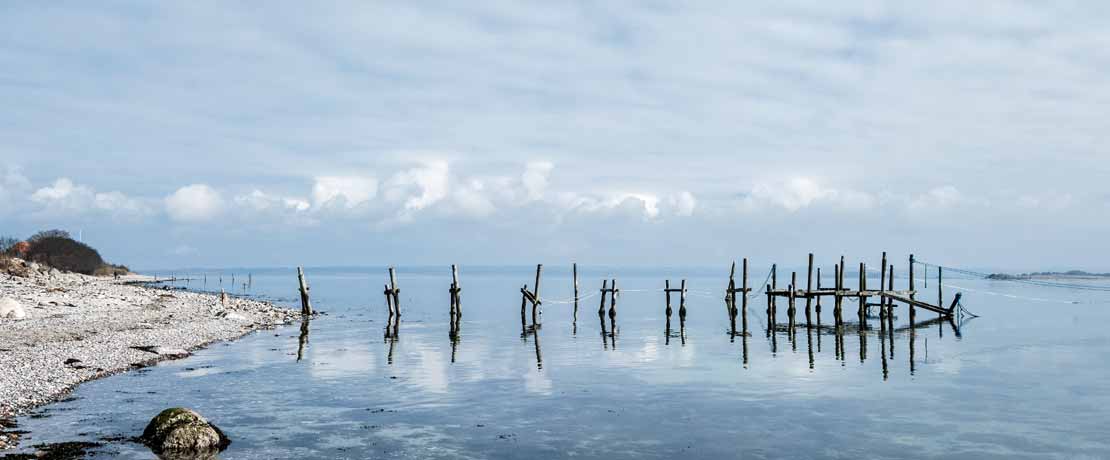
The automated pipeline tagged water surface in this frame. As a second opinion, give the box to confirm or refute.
[8,265,1110,459]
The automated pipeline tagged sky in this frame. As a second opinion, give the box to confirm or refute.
[1,1,1108,271]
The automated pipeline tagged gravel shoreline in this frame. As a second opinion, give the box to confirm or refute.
[0,266,299,449]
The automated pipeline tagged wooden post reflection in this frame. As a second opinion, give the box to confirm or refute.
[296,317,310,362]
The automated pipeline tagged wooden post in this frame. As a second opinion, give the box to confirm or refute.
[741,258,749,319]
[385,283,394,316]
[599,279,609,315]
[608,279,618,333]
[573,263,579,321]
[879,252,887,309]
[858,262,866,324]
[665,280,673,317]
[771,264,777,313]
[805,253,814,326]
[909,254,916,322]
[816,267,822,315]
[297,267,313,315]
[728,261,737,315]
[938,266,943,320]
[520,284,529,333]
[389,267,401,317]
[533,264,543,312]
[451,264,461,318]
[832,263,840,324]
[679,279,688,321]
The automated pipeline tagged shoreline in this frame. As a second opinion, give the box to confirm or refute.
[0,266,299,449]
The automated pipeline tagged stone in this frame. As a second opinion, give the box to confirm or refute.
[0,297,27,320]
[141,408,230,455]
[132,346,191,358]
[216,310,248,321]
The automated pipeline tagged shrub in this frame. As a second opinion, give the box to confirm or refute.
[25,236,105,275]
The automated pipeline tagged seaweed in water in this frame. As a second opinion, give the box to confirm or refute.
[0,441,105,460]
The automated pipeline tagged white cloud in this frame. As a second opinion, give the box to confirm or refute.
[383,160,449,214]
[165,184,224,222]
[909,185,978,210]
[669,191,697,217]
[521,161,554,201]
[235,189,310,213]
[29,177,148,217]
[741,177,875,212]
[312,176,377,209]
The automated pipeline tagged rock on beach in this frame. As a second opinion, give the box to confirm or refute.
[0,298,26,320]
[142,407,230,455]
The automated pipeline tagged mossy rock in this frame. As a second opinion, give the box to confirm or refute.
[141,408,229,455]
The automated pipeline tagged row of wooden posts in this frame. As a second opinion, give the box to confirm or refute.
[292,253,960,331]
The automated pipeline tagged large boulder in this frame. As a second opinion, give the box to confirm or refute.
[0,297,27,320]
[141,408,230,456]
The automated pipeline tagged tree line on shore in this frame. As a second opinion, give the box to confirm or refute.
[0,229,129,276]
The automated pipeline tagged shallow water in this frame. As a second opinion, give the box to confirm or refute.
[7,265,1110,459]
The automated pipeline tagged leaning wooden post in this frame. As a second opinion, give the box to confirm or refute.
[297,267,313,315]
[520,284,529,331]
[388,267,401,317]
[805,253,814,327]
[533,264,543,311]
[728,261,737,314]
[599,279,609,315]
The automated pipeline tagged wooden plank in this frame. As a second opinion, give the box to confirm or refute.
[880,291,950,315]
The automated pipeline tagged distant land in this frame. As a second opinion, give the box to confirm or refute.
[986,270,1110,280]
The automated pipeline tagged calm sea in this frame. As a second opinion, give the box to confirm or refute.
[7,265,1110,459]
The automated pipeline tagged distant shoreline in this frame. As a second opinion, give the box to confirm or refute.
[986,270,1110,281]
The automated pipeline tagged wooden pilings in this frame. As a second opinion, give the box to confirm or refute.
[387,267,401,317]
[449,265,461,335]
[572,263,579,322]
[296,267,312,315]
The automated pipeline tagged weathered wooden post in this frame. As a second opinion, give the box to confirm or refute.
[599,279,609,315]
[520,284,529,332]
[679,279,688,321]
[665,280,673,318]
[805,253,814,327]
[741,258,749,321]
[297,267,313,315]
[771,263,778,314]
[880,252,888,311]
[815,267,822,317]
[451,264,461,318]
[389,267,401,317]
[385,283,394,317]
[909,254,917,322]
[938,266,944,321]
[533,264,543,315]
[608,279,618,333]
[858,262,866,324]
[879,260,887,321]
[832,264,839,324]
[573,263,579,321]
[728,261,737,316]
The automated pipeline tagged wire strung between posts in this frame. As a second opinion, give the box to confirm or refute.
[915,260,1110,292]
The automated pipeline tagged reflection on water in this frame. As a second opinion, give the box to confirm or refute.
[9,267,1110,459]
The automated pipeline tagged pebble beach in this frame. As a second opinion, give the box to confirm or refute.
[0,261,298,449]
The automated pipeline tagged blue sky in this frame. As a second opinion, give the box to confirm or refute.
[1,1,1108,270]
